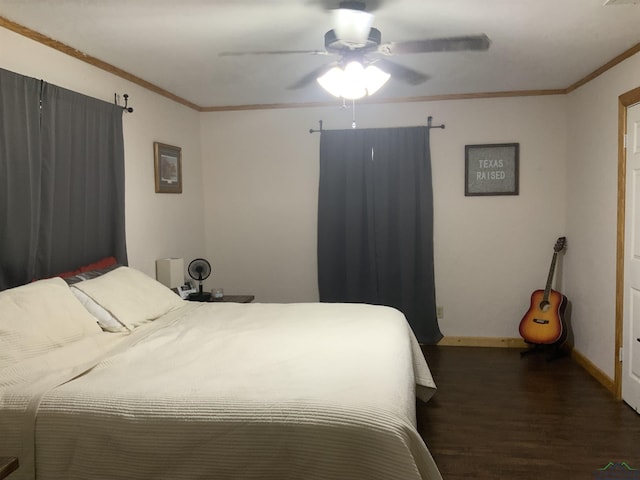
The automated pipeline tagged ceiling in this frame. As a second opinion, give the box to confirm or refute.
[2,0,640,110]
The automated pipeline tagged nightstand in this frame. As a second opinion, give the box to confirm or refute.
[0,457,19,479]
[208,295,255,303]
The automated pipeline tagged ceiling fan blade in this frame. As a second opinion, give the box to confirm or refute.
[287,62,339,90]
[380,34,491,55]
[219,49,328,57]
[375,59,429,85]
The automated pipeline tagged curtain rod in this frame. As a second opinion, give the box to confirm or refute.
[309,116,445,134]
[114,93,134,113]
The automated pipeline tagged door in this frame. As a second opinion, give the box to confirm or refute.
[622,102,640,413]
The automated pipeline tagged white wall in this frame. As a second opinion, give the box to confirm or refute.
[565,52,640,379]
[200,95,568,341]
[0,28,205,280]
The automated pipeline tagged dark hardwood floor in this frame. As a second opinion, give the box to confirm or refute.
[417,346,640,480]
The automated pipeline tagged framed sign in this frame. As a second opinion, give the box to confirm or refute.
[154,142,182,193]
[465,143,519,196]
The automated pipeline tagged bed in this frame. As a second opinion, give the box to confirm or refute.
[0,266,442,480]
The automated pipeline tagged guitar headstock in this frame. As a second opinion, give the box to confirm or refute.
[554,236,567,252]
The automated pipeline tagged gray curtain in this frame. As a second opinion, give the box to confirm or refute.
[317,126,442,344]
[0,69,42,289]
[37,83,127,278]
[0,68,127,290]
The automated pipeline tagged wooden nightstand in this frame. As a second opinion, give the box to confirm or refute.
[208,295,255,303]
[0,457,19,479]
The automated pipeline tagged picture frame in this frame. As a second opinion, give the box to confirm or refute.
[465,143,519,196]
[154,142,182,193]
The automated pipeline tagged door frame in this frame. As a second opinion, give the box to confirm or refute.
[615,86,640,400]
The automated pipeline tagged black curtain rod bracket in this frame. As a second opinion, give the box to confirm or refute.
[427,116,445,130]
[114,93,134,113]
[309,120,323,134]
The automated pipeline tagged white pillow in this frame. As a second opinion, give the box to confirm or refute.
[0,277,103,368]
[73,266,185,329]
[70,287,128,333]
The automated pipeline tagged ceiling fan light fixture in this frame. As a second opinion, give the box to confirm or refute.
[332,7,374,46]
[341,61,367,99]
[317,61,390,100]
[317,66,347,98]
[362,64,391,96]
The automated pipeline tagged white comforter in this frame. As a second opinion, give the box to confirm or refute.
[0,302,441,480]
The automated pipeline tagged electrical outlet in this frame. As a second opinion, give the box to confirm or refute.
[436,306,444,319]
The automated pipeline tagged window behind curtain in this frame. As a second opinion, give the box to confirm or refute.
[317,126,442,344]
[0,68,127,290]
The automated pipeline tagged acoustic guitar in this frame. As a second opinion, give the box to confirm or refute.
[519,237,568,345]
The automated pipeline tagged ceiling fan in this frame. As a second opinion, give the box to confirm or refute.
[219,1,491,99]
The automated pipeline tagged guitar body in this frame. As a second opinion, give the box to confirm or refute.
[519,288,568,345]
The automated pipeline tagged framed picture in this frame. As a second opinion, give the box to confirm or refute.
[154,142,182,193]
[465,143,519,196]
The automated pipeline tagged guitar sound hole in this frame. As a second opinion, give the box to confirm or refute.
[538,300,551,312]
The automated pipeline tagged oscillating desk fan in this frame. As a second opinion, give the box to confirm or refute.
[187,258,211,301]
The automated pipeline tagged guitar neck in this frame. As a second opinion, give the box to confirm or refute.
[543,252,559,302]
